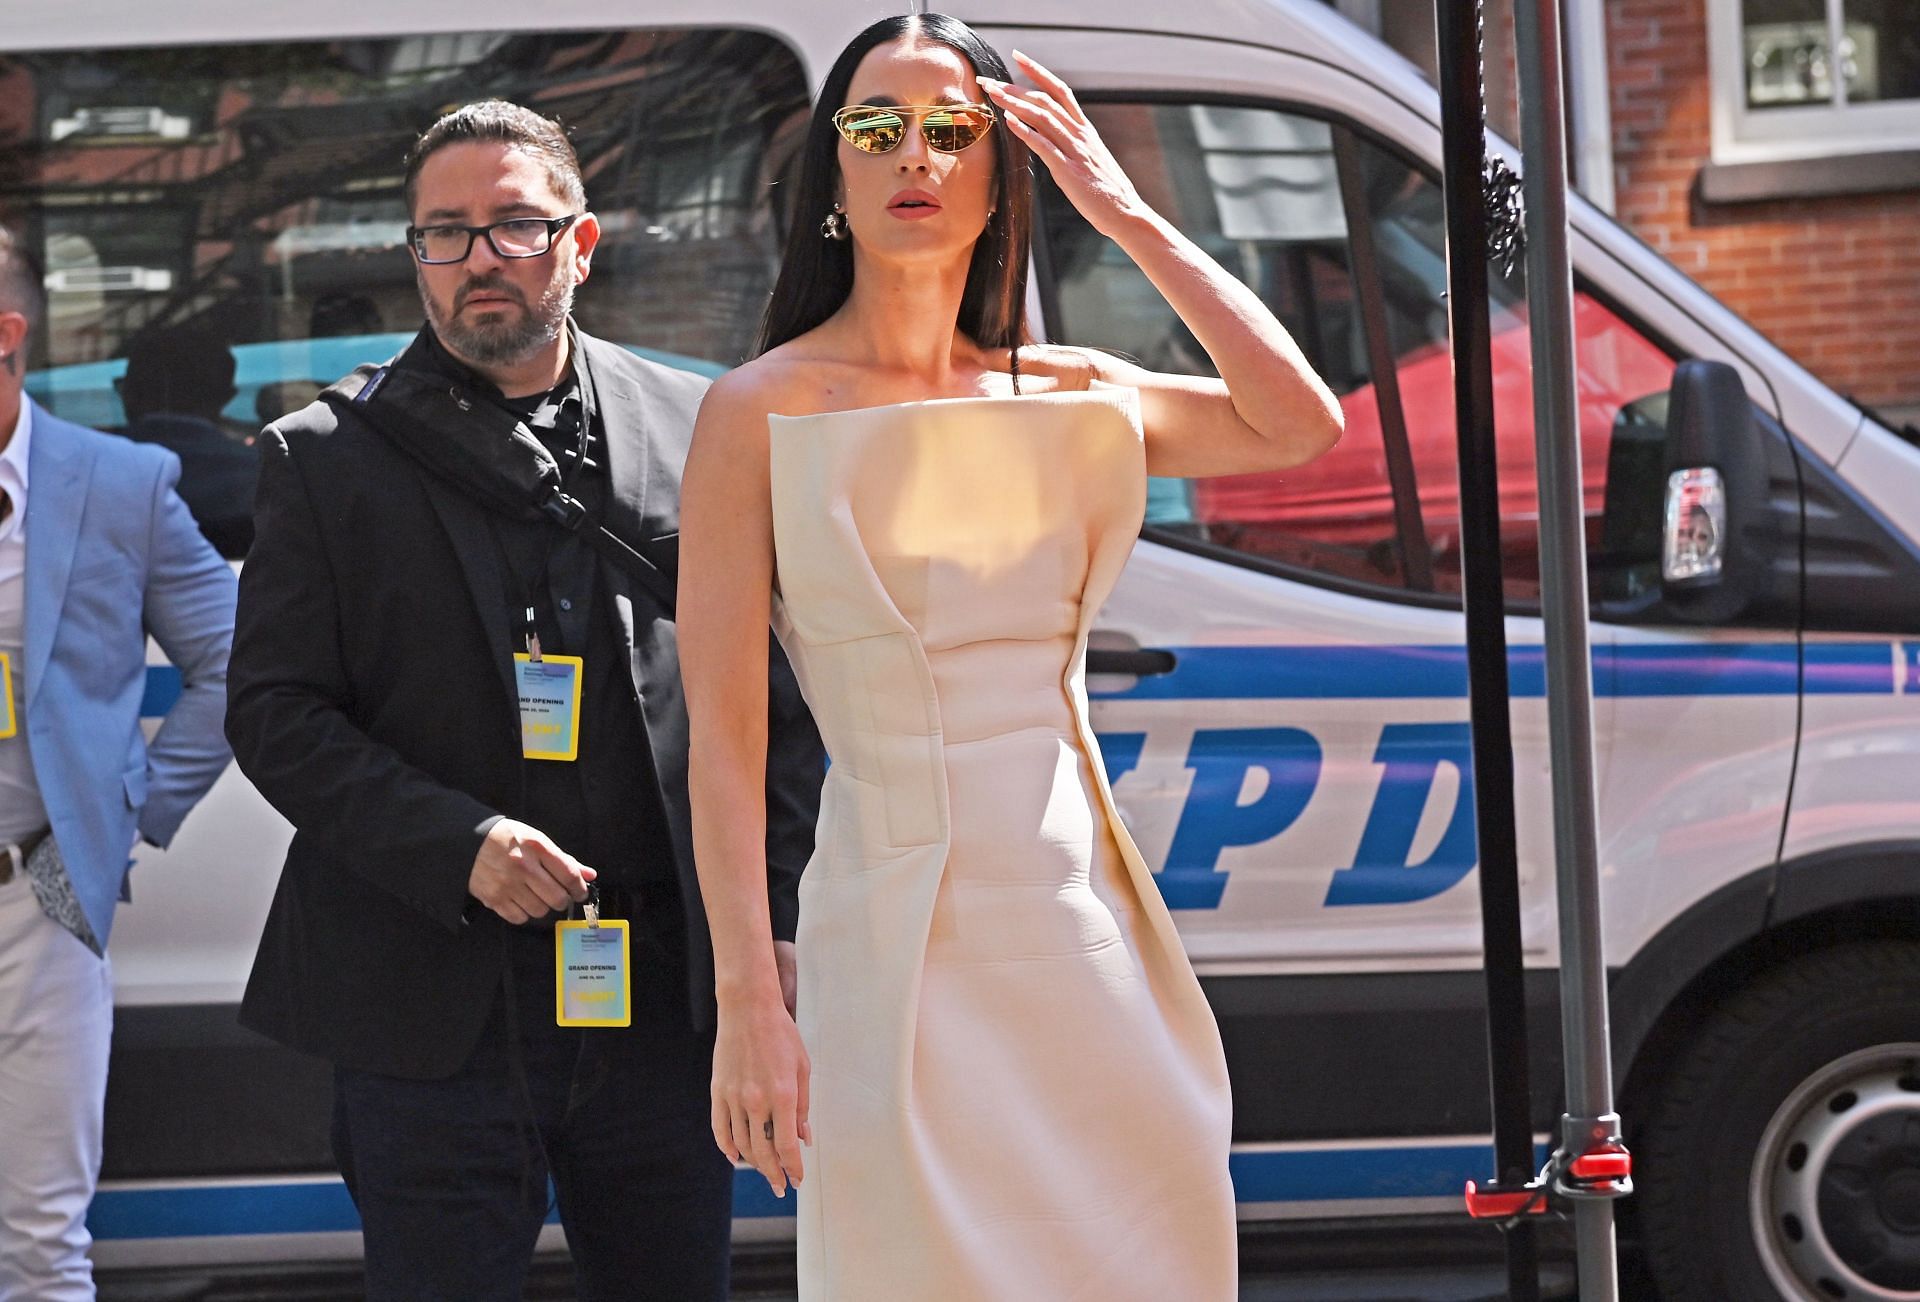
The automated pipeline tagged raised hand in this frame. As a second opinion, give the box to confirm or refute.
[979,51,1148,240]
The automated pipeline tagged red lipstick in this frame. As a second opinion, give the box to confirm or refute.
[886,188,942,220]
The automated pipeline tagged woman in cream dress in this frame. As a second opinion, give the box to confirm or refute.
[678,14,1343,1299]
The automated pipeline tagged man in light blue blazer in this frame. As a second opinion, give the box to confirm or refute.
[0,231,236,1300]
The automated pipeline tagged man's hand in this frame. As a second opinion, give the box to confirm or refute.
[468,819,595,924]
[773,940,797,1018]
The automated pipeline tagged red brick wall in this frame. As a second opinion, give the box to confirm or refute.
[1607,0,1920,413]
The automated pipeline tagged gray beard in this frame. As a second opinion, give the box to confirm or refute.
[422,272,573,368]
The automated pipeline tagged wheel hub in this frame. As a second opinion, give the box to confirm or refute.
[1755,1046,1920,1300]
[1876,1170,1920,1237]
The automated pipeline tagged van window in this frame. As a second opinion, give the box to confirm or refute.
[1038,102,1680,608]
[1041,104,1405,588]
[1344,131,1682,603]
[1,30,810,557]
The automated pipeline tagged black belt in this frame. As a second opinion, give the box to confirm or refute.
[0,827,52,885]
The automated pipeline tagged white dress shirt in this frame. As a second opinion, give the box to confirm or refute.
[0,400,48,846]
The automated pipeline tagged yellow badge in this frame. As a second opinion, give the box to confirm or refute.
[0,651,17,739]
[555,917,631,1027]
[514,653,583,761]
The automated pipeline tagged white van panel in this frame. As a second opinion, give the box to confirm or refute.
[1806,425,1920,880]
[1595,625,1799,959]
[110,765,289,1007]
[1092,542,1808,973]
[1836,419,1920,540]
[1089,541,1568,972]
[1779,636,1920,867]
[17,0,877,60]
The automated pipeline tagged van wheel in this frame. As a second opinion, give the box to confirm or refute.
[1639,942,1920,1301]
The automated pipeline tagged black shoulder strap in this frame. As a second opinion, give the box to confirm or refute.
[324,364,676,607]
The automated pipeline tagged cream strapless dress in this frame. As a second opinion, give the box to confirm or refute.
[769,384,1236,1301]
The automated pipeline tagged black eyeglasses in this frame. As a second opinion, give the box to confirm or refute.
[406,214,581,265]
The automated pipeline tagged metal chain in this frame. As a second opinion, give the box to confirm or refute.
[1486,157,1527,278]
[1471,0,1527,278]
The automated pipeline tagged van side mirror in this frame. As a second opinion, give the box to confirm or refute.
[1659,359,1775,623]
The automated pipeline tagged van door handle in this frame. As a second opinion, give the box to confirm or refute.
[1086,647,1178,677]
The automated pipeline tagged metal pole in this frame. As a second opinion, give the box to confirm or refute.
[1432,4,1541,1299]
[1513,0,1624,1297]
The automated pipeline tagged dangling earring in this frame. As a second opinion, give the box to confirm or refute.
[821,203,849,241]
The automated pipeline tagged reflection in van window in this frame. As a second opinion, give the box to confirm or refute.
[1041,100,1679,607]
[118,327,257,557]
[1041,103,1407,589]
[1,30,810,557]
[1339,134,1677,603]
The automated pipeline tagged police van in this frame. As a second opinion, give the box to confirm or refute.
[9,0,1918,1297]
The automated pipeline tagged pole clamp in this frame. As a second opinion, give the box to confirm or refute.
[1552,1112,1633,1202]
[1464,1113,1633,1227]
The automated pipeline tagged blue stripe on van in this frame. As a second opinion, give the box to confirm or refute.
[86,1177,774,1241]
[88,1142,1537,1240]
[88,1181,366,1240]
[1604,642,1798,696]
[1228,1141,1549,1203]
[1803,641,1900,694]
[138,641,1898,721]
[1094,641,1897,701]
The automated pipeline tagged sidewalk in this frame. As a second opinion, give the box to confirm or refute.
[98,1222,1657,1299]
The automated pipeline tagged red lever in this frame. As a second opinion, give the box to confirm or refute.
[1568,1146,1632,1183]
[1464,1179,1547,1220]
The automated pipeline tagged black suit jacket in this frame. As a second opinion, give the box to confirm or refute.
[228,328,822,1079]
[123,413,260,555]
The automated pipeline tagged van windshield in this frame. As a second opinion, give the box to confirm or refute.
[0,30,810,556]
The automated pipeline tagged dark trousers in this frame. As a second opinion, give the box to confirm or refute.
[332,916,731,1302]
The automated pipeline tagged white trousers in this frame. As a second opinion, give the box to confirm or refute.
[0,870,110,1302]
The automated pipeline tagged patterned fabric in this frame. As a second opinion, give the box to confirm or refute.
[23,837,101,957]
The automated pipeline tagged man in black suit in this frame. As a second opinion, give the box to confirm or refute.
[118,326,259,556]
[227,101,822,1302]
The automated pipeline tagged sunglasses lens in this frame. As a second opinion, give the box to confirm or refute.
[839,109,906,153]
[924,108,991,152]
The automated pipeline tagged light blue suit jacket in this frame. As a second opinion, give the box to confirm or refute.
[24,399,236,948]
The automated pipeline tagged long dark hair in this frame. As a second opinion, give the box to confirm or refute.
[755,14,1032,364]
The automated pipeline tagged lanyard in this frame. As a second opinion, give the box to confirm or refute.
[495,345,598,663]
[492,525,547,662]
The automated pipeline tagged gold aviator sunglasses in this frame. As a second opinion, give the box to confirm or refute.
[832,103,997,154]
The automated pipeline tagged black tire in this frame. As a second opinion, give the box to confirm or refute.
[1638,941,1920,1301]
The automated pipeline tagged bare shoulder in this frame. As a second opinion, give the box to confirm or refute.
[698,341,872,432]
[692,363,801,469]
[696,360,783,436]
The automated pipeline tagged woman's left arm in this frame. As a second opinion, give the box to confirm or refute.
[983,53,1344,478]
